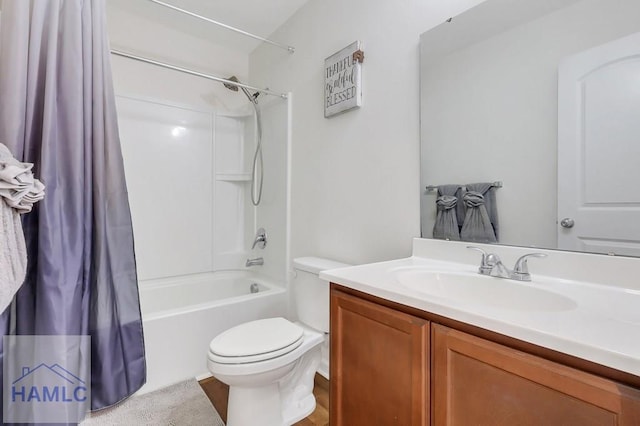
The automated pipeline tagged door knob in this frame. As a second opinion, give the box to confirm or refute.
[560,218,575,228]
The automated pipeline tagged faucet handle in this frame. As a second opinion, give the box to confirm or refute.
[467,246,493,274]
[512,253,547,279]
[467,246,487,262]
[252,228,267,249]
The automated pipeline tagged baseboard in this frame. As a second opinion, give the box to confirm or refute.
[196,372,213,381]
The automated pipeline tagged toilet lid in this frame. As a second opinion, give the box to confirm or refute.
[209,318,304,364]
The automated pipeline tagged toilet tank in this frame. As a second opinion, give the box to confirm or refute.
[292,257,351,333]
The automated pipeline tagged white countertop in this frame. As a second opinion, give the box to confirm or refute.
[321,240,640,377]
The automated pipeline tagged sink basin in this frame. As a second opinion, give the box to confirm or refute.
[393,268,577,312]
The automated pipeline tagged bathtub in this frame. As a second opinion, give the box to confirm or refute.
[137,271,288,394]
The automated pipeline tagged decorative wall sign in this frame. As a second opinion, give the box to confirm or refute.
[324,41,364,118]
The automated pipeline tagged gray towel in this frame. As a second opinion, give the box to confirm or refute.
[0,143,45,312]
[460,190,498,243]
[0,143,45,212]
[0,198,27,312]
[433,185,462,241]
[466,182,499,241]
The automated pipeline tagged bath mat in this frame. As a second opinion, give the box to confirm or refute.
[81,378,225,426]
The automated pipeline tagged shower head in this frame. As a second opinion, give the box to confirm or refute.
[223,76,240,92]
[223,75,260,104]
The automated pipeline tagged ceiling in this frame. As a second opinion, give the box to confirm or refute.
[110,0,310,54]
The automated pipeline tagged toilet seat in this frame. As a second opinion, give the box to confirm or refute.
[209,317,304,364]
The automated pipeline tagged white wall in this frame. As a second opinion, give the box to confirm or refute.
[106,1,248,111]
[250,0,484,265]
[420,0,640,249]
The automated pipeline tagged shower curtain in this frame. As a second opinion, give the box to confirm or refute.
[0,0,146,416]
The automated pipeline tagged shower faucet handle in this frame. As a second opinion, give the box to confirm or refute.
[251,228,267,250]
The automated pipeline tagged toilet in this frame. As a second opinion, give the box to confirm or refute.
[207,257,350,426]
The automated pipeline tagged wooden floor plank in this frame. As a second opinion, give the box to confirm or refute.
[199,376,229,423]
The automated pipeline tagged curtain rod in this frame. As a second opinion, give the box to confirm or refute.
[147,0,295,54]
[110,49,288,99]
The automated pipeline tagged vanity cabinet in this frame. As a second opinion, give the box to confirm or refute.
[330,285,640,426]
[330,289,430,425]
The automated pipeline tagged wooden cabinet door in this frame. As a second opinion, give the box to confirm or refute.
[330,289,430,426]
[432,324,640,425]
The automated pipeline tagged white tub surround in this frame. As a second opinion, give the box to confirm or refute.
[321,238,640,377]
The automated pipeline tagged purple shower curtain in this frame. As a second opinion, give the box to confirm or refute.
[0,0,146,417]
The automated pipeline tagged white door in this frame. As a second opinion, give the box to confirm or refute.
[558,32,640,256]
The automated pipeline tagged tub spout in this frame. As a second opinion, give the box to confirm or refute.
[246,257,264,267]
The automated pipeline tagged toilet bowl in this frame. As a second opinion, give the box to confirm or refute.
[206,257,350,426]
[207,319,323,426]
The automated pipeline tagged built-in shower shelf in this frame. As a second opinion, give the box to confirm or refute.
[217,110,253,119]
[216,173,251,182]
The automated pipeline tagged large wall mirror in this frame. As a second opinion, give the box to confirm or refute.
[420,0,640,256]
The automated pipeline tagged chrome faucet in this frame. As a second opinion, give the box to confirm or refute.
[467,246,546,282]
[246,257,264,267]
[485,253,512,279]
[251,228,267,249]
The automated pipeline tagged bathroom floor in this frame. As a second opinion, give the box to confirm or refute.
[199,374,329,425]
